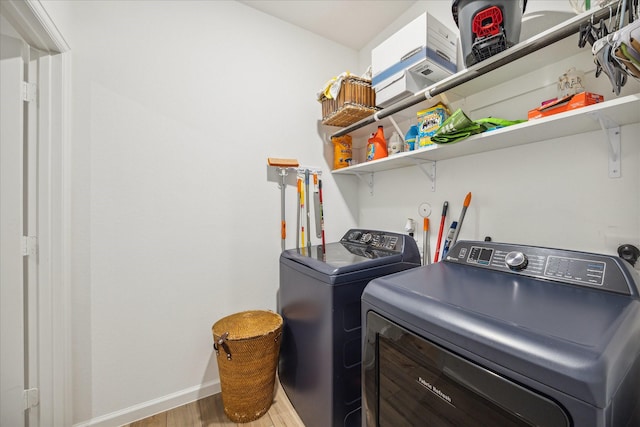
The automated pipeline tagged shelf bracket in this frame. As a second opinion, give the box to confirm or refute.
[410,159,436,191]
[595,115,621,178]
[388,116,405,139]
[355,172,374,196]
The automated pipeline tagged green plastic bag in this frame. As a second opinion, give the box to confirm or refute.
[431,109,484,144]
[431,109,525,144]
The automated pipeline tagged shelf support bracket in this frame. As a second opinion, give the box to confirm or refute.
[388,116,405,139]
[355,172,374,196]
[410,159,436,191]
[596,115,621,178]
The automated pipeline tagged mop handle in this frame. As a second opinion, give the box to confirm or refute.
[279,170,286,244]
[451,192,472,246]
[319,179,326,253]
[433,201,448,262]
[300,177,305,248]
[423,218,430,265]
[305,169,311,249]
[297,178,302,249]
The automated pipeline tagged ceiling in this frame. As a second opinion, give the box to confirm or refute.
[236,1,581,53]
[237,0,418,50]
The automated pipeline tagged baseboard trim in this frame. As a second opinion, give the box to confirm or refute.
[72,380,221,427]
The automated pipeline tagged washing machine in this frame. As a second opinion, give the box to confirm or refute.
[278,229,420,427]
[362,240,640,426]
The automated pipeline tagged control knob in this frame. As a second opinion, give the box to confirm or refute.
[505,251,528,271]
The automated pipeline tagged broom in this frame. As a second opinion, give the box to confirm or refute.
[267,158,299,251]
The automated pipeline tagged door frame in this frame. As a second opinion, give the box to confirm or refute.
[1,30,28,427]
[1,1,71,425]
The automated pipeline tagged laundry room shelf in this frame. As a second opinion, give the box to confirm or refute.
[332,94,640,176]
[328,2,622,140]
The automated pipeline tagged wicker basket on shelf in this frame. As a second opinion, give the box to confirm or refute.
[212,310,283,423]
[320,75,378,127]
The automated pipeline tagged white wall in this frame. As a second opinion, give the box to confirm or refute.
[41,1,358,425]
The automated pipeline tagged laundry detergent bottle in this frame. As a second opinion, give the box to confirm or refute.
[366,126,388,161]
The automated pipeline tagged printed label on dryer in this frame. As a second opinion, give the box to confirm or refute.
[417,377,455,407]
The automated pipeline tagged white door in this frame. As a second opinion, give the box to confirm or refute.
[0,32,28,427]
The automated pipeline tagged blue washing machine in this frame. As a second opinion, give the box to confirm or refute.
[278,229,420,427]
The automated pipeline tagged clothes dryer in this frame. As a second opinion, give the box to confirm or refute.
[362,241,640,426]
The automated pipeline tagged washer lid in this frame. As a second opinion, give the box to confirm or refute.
[281,229,421,277]
[281,242,407,276]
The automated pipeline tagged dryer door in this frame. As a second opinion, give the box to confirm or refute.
[363,311,570,427]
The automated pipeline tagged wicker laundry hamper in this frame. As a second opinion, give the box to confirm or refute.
[212,310,283,423]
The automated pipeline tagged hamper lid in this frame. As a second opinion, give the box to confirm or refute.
[212,310,282,340]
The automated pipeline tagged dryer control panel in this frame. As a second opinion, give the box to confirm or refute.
[445,241,638,296]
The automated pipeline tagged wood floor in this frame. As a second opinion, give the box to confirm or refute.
[121,379,305,427]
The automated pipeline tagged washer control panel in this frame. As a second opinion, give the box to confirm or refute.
[341,229,401,251]
[445,241,637,296]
